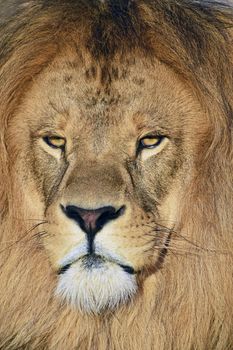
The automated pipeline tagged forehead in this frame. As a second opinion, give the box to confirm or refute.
[24,50,200,135]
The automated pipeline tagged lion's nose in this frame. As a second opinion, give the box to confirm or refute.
[61,204,125,237]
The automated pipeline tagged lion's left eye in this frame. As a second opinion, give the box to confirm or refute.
[43,136,66,149]
[139,136,163,149]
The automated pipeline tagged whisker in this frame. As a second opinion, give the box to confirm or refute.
[11,217,48,223]
[144,219,208,251]
[31,231,51,239]
[129,215,233,257]
[0,221,46,254]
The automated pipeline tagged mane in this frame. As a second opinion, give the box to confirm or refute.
[0,1,232,349]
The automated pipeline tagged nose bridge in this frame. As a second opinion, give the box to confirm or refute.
[64,161,125,208]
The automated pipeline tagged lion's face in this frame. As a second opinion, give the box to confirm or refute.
[10,51,206,313]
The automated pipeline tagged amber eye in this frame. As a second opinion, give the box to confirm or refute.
[140,136,163,149]
[43,136,66,149]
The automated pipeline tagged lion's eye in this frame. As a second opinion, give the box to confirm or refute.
[140,136,163,149]
[138,135,168,160]
[43,136,66,149]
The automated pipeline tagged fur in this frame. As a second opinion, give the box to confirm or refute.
[0,1,233,349]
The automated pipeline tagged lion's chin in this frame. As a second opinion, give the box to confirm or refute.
[55,257,137,314]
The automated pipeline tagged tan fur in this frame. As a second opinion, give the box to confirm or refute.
[0,1,233,349]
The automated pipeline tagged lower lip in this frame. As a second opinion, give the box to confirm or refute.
[58,263,72,275]
[58,255,135,275]
[119,264,135,275]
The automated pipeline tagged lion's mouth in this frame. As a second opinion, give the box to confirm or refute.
[56,247,138,313]
[58,247,135,275]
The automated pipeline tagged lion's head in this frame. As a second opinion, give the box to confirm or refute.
[0,1,232,349]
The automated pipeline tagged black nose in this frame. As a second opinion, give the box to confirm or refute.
[61,205,125,236]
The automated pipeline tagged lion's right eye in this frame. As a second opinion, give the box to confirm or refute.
[139,136,164,149]
[43,136,66,149]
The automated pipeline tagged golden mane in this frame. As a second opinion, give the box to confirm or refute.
[0,1,232,349]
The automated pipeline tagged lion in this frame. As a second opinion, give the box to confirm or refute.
[0,0,232,349]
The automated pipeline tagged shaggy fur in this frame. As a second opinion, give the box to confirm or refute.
[0,0,233,349]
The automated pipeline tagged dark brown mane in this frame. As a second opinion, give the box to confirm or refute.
[0,0,232,126]
[1,1,233,78]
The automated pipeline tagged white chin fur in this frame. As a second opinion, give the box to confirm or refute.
[55,260,137,314]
